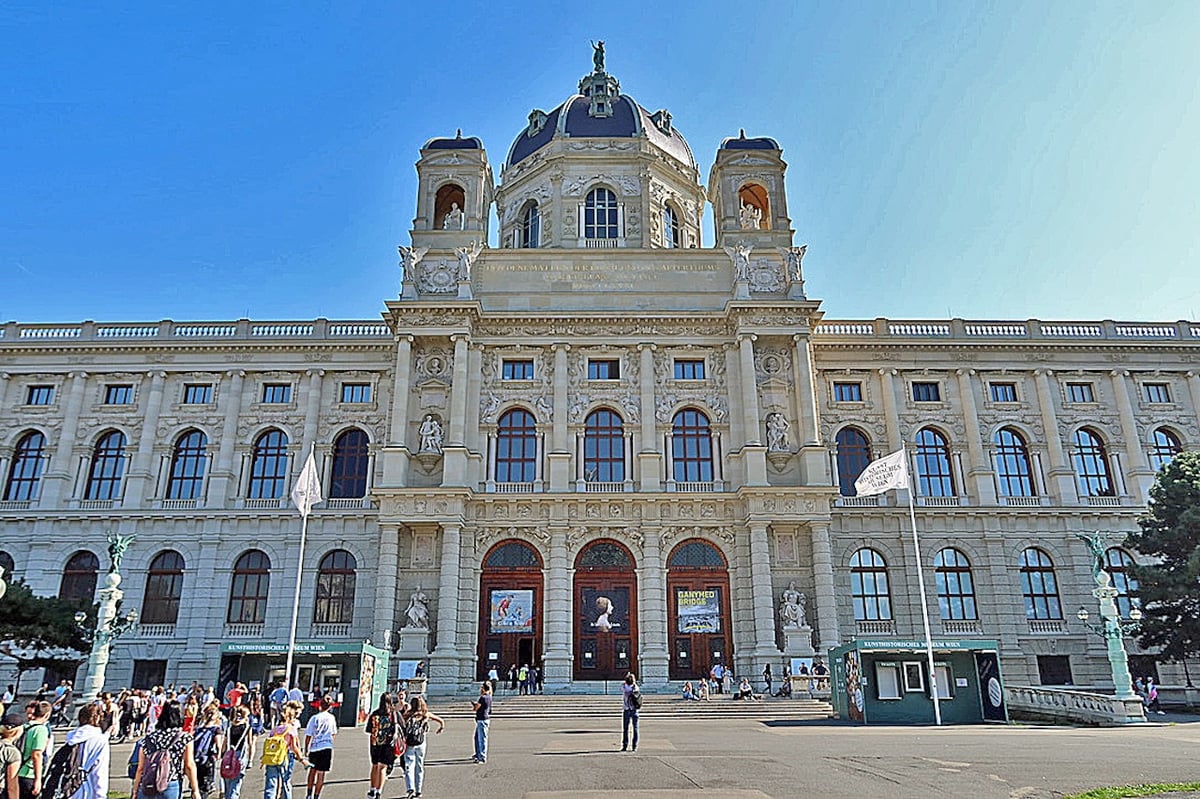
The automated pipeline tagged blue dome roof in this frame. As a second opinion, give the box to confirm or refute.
[425,132,483,150]
[720,132,779,151]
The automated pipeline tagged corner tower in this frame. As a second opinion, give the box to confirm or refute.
[708,132,794,250]
[410,132,494,251]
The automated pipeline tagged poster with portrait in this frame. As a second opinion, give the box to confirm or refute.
[490,589,535,633]
[676,588,722,633]
[580,587,627,633]
[357,653,375,726]
[844,650,864,722]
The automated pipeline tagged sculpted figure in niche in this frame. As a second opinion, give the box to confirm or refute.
[406,586,431,629]
[779,581,807,629]
[723,243,753,281]
[454,240,484,281]
[443,202,464,230]
[418,415,444,453]
[766,412,790,452]
[739,201,762,230]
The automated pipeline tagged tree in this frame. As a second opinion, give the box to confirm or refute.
[1126,450,1200,663]
[0,580,92,690]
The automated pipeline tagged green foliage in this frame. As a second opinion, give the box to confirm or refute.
[1064,783,1200,798]
[0,579,92,673]
[1125,450,1200,661]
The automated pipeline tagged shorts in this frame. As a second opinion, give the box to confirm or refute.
[308,749,333,772]
[369,744,396,766]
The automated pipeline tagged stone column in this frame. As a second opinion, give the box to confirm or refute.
[808,521,840,650]
[206,370,245,507]
[40,372,88,506]
[1033,369,1076,503]
[739,335,767,485]
[639,524,669,686]
[430,521,464,678]
[124,371,167,505]
[547,344,571,490]
[299,369,324,456]
[955,369,997,505]
[877,369,902,452]
[0,373,10,413]
[374,525,401,643]
[637,344,661,490]
[381,335,414,488]
[1110,370,1151,502]
[747,522,782,661]
[543,527,573,688]
[443,335,471,484]
[791,334,821,446]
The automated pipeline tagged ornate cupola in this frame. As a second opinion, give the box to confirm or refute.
[578,41,621,118]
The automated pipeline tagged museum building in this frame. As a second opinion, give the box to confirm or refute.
[1,53,1197,697]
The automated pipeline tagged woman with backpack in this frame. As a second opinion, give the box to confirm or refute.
[399,696,444,799]
[365,693,400,799]
[261,701,309,799]
[192,705,225,799]
[222,706,255,799]
[131,700,201,799]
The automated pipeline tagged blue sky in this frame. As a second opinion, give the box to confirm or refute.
[2,1,1198,324]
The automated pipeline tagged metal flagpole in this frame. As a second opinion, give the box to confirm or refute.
[905,472,942,726]
[285,443,320,693]
[284,509,310,693]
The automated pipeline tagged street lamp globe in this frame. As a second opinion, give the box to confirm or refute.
[1076,607,1089,622]
[74,611,87,625]
[1129,607,1143,622]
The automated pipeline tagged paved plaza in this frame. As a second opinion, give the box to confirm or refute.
[104,702,1200,799]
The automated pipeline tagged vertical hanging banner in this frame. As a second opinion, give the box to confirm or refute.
[676,588,722,633]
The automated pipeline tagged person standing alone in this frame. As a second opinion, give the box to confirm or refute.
[303,696,338,799]
[471,683,491,764]
[620,673,640,753]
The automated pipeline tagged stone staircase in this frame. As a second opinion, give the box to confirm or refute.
[436,692,834,721]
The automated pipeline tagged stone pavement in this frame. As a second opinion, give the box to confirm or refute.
[104,707,1200,799]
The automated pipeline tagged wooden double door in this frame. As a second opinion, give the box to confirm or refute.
[477,540,544,682]
[573,539,639,681]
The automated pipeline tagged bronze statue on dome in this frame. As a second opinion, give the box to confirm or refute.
[591,40,605,72]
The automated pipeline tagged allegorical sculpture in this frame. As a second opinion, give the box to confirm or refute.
[739,202,762,230]
[779,581,807,629]
[442,202,464,230]
[723,242,753,282]
[591,39,605,72]
[418,415,444,454]
[405,586,430,629]
[778,245,807,283]
[766,412,791,452]
[454,240,484,281]
[398,244,430,282]
[106,531,136,574]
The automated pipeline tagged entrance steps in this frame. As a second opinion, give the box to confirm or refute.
[438,692,834,721]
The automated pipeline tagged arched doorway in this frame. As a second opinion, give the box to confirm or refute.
[478,540,543,682]
[666,539,732,681]
[573,539,637,681]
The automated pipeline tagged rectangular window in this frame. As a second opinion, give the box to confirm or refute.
[912,382,940,402]
[588,359,620,380]
[673,359,705,380]
[26,385,54,405]
[1036,655,1073,686]
[989,382,1017,402]
[1066,382,1095,403]
[933,663,953,699]
[262,384,292,403]
[182,384,212,404]
[502,360,535,380]
[902,661,925,692]
[834,382,863,402]
[1144,383,1171,403]
[875,662,902,700]
[104,385,134,405]
[340,383,371,403]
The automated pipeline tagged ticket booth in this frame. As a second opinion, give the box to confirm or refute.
[829,638,1007,725]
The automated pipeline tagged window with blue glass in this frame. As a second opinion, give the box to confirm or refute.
[248,429,289,499]
[584,188,619,239]
[584,408,624,482]
[496,409,537,483]
[671,408,713,483]
[994,427,1036,497]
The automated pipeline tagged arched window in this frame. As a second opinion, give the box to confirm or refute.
[835,427,872,496]
[1149,427,1182,472]
[667,539,726,569]
[484,540,542,569]
[584,188,619,240]
[663,205,680,248]
[228,550,271,624]
[248,429,289,499]
[166,430,208,500]
[141,550,185,625]
[314,549,357,624]
[850,548,891,620]
[496,409,537,483]
[915,427,955,497]
[4,431,46,501]
[1073,428,1114,497]
[934,548,977,620]
[1019,548,1062,620]
[994,427,1036,497]
[330,428,370,499]
[59,550,99,602]
[672,408,713,483]
[576,540,634,571]
[434,183,466,229]
[84,431,127,500]
[1104,547,1140,618]
[0,551,15,578]
[584,408,624,482]
[520,202,540,248]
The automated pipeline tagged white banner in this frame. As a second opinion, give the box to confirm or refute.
[853,448,910,496]
[290,448,323,517]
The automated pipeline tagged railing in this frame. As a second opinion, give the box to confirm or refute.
[917,496,961,507]
[324,497,375,509]
[329,323,390,337]
[672,481,716,493]
[252,323,313,337]
[855,619,896,636]
[1027,619,1065,634]
[1085,496,1122,507]
[836,495,880,507]
[1005,685,1146,725]
[0,319,392,343]
[244,498,284,509]
[138,624,177,638]
[175,324,238,337]
[1000,496,1042,507]
[311,623,352,638]
[1042,323,1104,337]
[809,318,1198,342]
[583,481,628,493]
[583,239,620,248]
[159,499,198,510]
[224,623,264,637]
[0,500,34,511]
[940,619,981,636]
[889,322,950,336]
[78,499,115,510]
[813,323,873,335]
[493,482,535,494]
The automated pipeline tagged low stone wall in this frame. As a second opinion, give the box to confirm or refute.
[1005,685,1146,725]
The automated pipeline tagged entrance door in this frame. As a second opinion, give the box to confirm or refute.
[477,540,544,682]
[666,539,732,681]
[574,539,638,681]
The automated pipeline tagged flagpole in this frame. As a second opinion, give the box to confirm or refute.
[905,471,942,726]
[285,443,319,694]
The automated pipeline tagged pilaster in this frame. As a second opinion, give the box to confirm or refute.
[637,344,661,490]
[1110,370,1151,502]
[638,522,669,686]
[547,343,571,490]
[381,335,414,487]
[808,521,840,651]
[40,372,88,506]
[747,522,782,662]
[375,525,401,643]
[124,371,167,505]
[207,370,245,506]
[956,369,997,505]
[738,334,767,485]
[430,521,467,681]
[878,369,902,452]
[1033,369,1077,503]
[443,335,471,484]
[543,525,573,689]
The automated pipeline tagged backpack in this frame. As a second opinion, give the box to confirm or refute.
[126,738,143,780]
[629,689,643,710]
[260,731,288,767]
[403,718,426,747]
[220,726,248,780]
[38,741,90,799]
[192,726,218,766]
[140,738,175,795]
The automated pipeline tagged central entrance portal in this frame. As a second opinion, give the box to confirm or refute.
[573,539,638,681]
[477,540,544,682]
[666,538,732,681]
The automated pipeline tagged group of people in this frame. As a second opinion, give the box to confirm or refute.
[1135,676,1165,715]
[678,660,830,702]
[489,664,542,696]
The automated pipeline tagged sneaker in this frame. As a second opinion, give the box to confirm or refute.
[1156,710,1166,715]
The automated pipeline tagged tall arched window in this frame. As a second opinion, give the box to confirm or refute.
[934,548,977,620]
[166,430,208,500]
[496,409,537,483]
[1149,427,1182,472]
[228,550,271,624]
[915,427,955,497]
[85,431,127,500]
[520,202,540,248]
[835,427,872,496]
[4,431,46,501]
[850,548,892,621]
[248,429,289,499]
[663,205,680,248]
[584,408,624,482]
[141,550,185,625]
[1019,547,1062,620]
[1073,428,1114,497]
[994,427,1036,497]
[1104,547,1140,618]
[314,549,357,624]
[330,428,370,499]
[584,188,619,240]
[59,551,99,602]
[484,540,542,568]
[672,408,713,483]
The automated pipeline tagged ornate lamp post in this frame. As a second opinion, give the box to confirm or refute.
[76,532,138,707]
[1074,532,1141,701]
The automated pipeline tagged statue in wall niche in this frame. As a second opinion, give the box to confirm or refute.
[739,202,762,230]
[778,245,808,283]
[443,202,464,230]
[405,586,430,629]
[779,581,807,629]
[398,245,430,282]
[766,412,791,452]
[723,243,753,282]
[454,240,483,281]
[418,415,444,453]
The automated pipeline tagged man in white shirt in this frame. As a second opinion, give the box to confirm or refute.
[303,695,339,799]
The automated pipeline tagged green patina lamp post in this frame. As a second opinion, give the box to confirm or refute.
[1074,532,1141,701]
[76,532,139,707]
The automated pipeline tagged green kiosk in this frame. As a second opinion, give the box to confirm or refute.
[829,638,1008,725]
[218,641,389,727]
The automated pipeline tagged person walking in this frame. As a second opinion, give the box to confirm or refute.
[365,693,400,799]
[762,664,773,696]
[1,712,24,799]
[16,701,52,799]
[400,696,444,799]
[261,701,309,799]
[486,667,499,696]
[471,683,491,764]
[63,703,110,799]
[517,665,529,696]
[131,700,202,799]
[303,696,338,799]
[620,673,641,753]
[223,706,255,799]
[192,703,225,799]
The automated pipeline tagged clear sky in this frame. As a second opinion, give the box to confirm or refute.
[3,1,1198,325]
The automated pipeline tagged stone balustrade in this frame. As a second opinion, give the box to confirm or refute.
[1005,684,1146,725]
